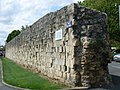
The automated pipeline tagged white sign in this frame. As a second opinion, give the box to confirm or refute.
[55,29,62,40]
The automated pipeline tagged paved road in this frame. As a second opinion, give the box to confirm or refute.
[108,61,120,90]
[109,61,120,76]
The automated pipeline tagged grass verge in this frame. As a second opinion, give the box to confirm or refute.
[1,57,66,90]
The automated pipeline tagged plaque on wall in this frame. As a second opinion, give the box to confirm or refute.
[66,21,72,28]
[55,29,62,40]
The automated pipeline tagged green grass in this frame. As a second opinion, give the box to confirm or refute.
[1,57,66,90]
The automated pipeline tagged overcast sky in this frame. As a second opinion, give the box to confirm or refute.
[0,0,84,45]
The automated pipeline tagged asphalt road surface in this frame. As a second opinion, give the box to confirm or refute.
[108,61,120,90]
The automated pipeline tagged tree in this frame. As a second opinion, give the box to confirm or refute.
[21,26,25,31]
[21,25,29,31]
[79,0,120,47]
[6,30,21,43]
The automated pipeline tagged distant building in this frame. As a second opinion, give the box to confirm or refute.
[0,50,3,56]
[0,46,5,56]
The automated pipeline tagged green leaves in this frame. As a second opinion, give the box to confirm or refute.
[79,0,120,46]
[6,30,21,43]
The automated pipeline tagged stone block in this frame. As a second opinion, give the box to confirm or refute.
[62,46,65,52]
[63,72,67,80]
[67,66,70,73]
[60,59,65,65]
[71,74,77,83]
[58,65,61,71]
[59,46,63,52]
[66,46,70,53]
[73,40,80,47]
[60,52,65,60]
[70,68,76,74]
[58,71,63,78]
[61,65,67,72]
[66,59,70,66]
[67,73,71,81]
[65,33,69,41]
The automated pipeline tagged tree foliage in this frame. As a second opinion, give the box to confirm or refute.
[6,30,21,43]
[21,25,29,31]
[79,0,120,45]
[6,25,29,43]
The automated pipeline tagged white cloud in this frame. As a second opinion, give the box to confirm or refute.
[0,0,84,45]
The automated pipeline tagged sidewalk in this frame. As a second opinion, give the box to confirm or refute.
[0,59,22,90]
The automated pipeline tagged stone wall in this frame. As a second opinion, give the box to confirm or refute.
[5,3,111,88]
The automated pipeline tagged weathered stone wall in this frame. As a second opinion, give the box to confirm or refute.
[5,3,111,88]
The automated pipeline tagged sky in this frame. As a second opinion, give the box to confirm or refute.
[0,0,84,45]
